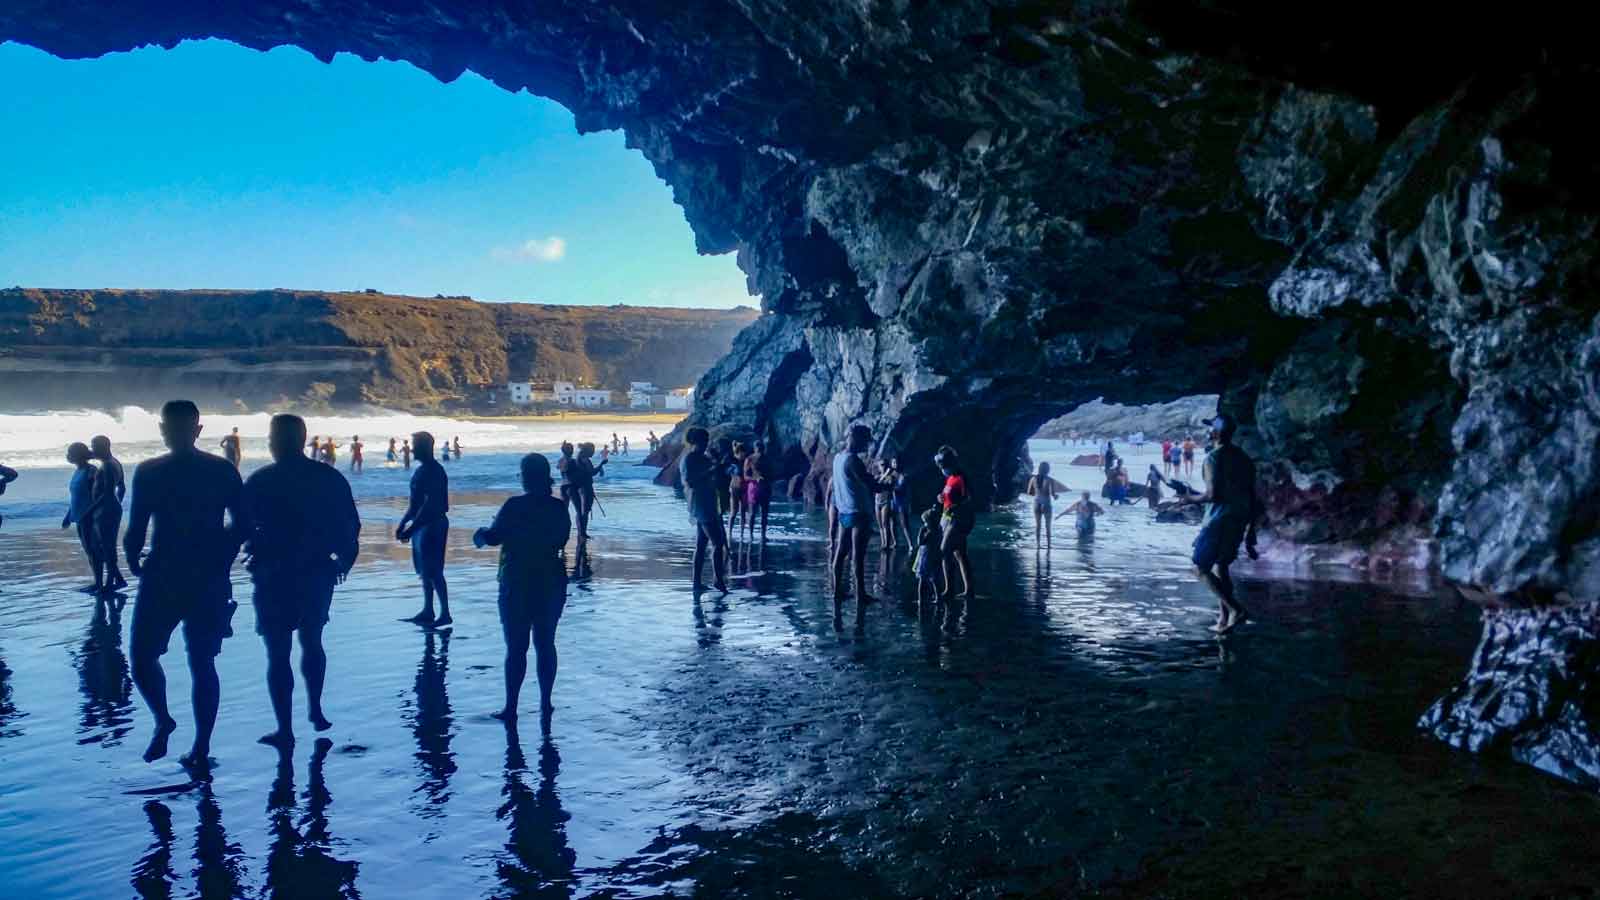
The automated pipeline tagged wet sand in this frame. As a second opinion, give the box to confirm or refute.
[1,441,1598,898]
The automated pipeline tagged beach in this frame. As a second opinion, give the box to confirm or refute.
[1,427,1598,898]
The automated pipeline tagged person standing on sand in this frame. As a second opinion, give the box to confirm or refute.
[242,414,358,751]
[349,435,364,474]
[63,442,103,593]
[831,424,888,623]
[398,432,451,629]
[679,427,728,593]
[401,439,412,470]
[475,453,570,726]
[124,400,246,772]
[1183,413,1259,634]
[91,435,128,592]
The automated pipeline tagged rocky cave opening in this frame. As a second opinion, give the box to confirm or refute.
[3,2,1598,787]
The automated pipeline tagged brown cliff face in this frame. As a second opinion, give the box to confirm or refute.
[0,288,757,411]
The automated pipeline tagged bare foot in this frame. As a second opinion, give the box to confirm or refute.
[177,750,215,775]
[257,730,295,750]
[432,614,453,629]
[715,581,729,596]
[143,716,177,763]
[403,612,435,625]
[78,583,102,594]
[490,708,517,722]
[309,713,333,732]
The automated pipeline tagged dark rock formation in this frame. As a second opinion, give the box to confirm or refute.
[3,3,1597,784]
[0,288,755,411]
[1036,395,1219,442]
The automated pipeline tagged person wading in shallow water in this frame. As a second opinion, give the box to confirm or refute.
[398,431,452,629]
[124,400,246,771]
[243,414,359,751]
[91,435,128,592]
[679,427,728,594]
[831,424,889,623]
[220,427,242,469]
[1183,413,1259,634]
[476,453,570,727]
[401,439,412,470]
[935,446,977,600]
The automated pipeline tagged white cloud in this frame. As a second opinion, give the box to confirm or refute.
[492,235,567,263]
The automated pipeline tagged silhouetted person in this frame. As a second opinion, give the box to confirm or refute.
[264,737,359,899]
[63,441,103,593]
[398,431,451,627]
[349,434,364,474]
[0,462,18,531]
[442,440,451,462]
[387,437,398,464]
[124,400,246,771]
[575,442,605,537]
[497,724,576,897]
[220,427,242,469]
[91,434,128,591]
[1184,413,1258,634]
[830,424,887,622]
[453,436,462,459]
[244,414,360,750]
[679,427,728,594]
[476,453,569,726]
[936,445,976,600]
[401,439,412,469]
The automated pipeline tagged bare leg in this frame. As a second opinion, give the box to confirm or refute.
[1033,507,1042,545]
[852,526,873,612]
[692,527,708,590]
[132,651,177,762]
[713,536,729,593]
[300,625,331,731]
[180,650,219,769]
[831,528,850,602]
[495,626,530,720]
[412,578,437,623]
[259,630,295,748]
[431,575,452,627]
[533,627,557,714]
[955,549,974,599]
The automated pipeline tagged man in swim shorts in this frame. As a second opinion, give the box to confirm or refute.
[398,431,451,628]
[1185,413,1258,634]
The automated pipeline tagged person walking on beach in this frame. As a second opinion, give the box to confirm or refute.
[1184,413,1258,634]
[679,427,728,594]
[91,435,128,591]
[349,436,364,474]
[398,432,452,629]
[475,453,570,725]
[63,442,103,593]
[401,439,412,470]
[124,400,246,770]
[831,424,887,621]
[1026,461,1064,547]
[242,414,359,750]
[220,427,242,469]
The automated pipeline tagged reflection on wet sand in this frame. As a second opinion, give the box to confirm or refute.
[0,650,18,736]
[75,595,134,746]
[408,630,456,813]
[497,722,575,898]
[264,739,359,899]
[133,784,247,899]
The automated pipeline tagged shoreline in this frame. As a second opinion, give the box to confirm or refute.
[464,410,686,424]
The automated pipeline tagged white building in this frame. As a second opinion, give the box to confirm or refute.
[627,384,657,409]
[664,387,694,411]
[552,381,577,405]
[573,388,612,408]
[507,381,534,405]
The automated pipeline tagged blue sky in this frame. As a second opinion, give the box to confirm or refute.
[0,39,754,309]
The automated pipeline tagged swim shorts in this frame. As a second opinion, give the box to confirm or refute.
[131,570,234,659]
[411,518,449,579]
[252,573,336,635]
[1192,512,1248,570]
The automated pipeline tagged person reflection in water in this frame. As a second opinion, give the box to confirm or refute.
[91,435,129,592]
[264,737,360,898]
[498,723,576,897]
[398,431,451,628]
[476,453,570,727]
[410,630,457,810]
[124,400,246,771]
[243,414,360,750]
[1183,413,1260,634]
[133,784,247,899]
[77,595,135,744]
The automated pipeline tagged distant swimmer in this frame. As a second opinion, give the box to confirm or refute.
[63,442,103,593]
[679,427,728,594]
[474,453,569,725]
[1183,413,1259,635]
[387,437,398,464]
[1025,461,1065,547]
[349,435,364,474]
[1058,491,1103,538]
[242,414,359,750]
[401,439,412,470]
[124,400,247,771]
[91,435,128,591]
[220,427,243,469]
[397,432,451,629]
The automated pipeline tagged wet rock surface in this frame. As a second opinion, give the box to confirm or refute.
[3,4,1598,781]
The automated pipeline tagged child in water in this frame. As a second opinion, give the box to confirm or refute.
[912,506,943,605]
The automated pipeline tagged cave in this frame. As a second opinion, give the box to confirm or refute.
[4,2,1598,788]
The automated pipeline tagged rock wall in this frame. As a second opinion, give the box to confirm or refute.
[3,2,1597,784]
[0,288,756,411]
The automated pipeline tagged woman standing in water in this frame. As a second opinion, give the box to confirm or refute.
[935,446,976,600]
[1059,491,1104,537]
[476,453,570,724]
[387,437,398,464]
[1025,461,1064,547]
[62,442,102,593]
[726,442,748,539]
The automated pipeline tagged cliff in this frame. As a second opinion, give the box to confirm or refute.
[0,288,758,411]
[1036,397,1220,442]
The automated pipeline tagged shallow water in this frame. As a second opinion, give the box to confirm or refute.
[1,432,1598,899]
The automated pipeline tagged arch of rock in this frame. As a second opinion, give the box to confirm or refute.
[4,1,1597,785]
